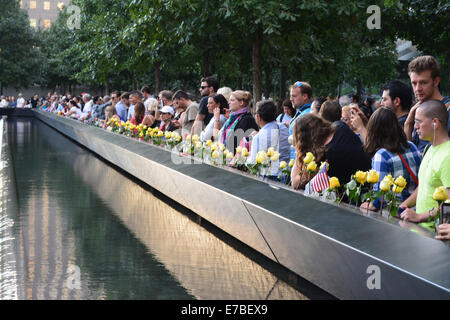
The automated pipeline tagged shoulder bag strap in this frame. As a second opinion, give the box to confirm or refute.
[397,153,418,185]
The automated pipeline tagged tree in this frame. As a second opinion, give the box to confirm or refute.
[0,0,41,93]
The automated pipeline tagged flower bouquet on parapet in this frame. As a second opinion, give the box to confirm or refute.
[278,159,295,185]
[151,128,164,146]
[181,134,195,155]
[360,169,380,213]
[164,131,182,149]
[246,150,268,177]
[342,170,366,206]
[232,146,249,172]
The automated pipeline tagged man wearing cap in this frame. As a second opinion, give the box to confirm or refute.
[159,106,177,132]
[17,93,25,108]
[288,81,313,159]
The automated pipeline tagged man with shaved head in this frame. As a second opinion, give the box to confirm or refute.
[400,100,450,225]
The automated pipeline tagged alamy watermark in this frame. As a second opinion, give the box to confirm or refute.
[66,5,81,30]
[67,264,81,290]
[366,265,381,290]
[366,5,381,30]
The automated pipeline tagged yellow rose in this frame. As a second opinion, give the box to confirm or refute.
[206,140,213,147]
[211,150,219,159]
[157,131,164,137]
[139,132,144,138]
[270,151,279,162]
[267,147,275,157]
[121,121,126,126]
[392,185,404,194]
[185,134,191,141]
[288,159,295,168]
[367,170,380,184]
[241,147,248,157]
[385,174,394,185]
[219,143,226,151]
[192,134,200,142]
[354,171,367,184]
[165,131,172,139]
[433,186,448,202]
[329,177,340,189]
[394,176,407,188]
[380,179,391,192]
[226,151,234,159]
[303,152,315,165]
[195,141,203,149]
[236,146,242,154]
[280,161,287,170]
[256,151,268,164]
[211,144,218,152]
[307,161,317,172]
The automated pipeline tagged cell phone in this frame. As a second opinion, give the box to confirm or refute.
[439,203,450,225]
[398,206,407,215]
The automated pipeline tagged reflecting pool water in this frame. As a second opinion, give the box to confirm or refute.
[0,118,332,300]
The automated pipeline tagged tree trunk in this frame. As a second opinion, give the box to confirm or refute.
[252,27,263,104]
[202,46,210,77]
[297,64,302,82]
[155,61,161,94]
[132,72,137,91]
[264,68,272,100]
[279,66,286,101]
[105,75,110,96]
[357,79,362,98]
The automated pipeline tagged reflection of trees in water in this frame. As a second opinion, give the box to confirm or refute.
[66,126,309,300]
[9,119,193,300]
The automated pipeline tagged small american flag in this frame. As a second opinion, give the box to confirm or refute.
[309,164,330,193]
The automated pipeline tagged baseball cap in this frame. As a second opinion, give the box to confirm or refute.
[160,106,174,115]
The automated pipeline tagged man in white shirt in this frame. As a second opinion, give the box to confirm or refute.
[80,93,94,121]
[17,93,25,108]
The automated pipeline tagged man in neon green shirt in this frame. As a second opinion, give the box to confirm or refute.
[401,100,450,223]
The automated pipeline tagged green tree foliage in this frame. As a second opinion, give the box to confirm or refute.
[386,0,449,93]
[0,0,41,92]
[31,0,448,100]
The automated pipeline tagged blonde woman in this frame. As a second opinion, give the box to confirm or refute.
[218,90,258,153]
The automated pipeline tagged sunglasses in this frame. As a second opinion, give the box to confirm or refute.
[294,81,303,88]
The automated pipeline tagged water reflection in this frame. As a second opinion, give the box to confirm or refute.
[2,118,322,300]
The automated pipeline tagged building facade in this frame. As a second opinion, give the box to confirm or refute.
[20,0,70,29]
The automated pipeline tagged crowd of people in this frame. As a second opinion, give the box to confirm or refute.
[19,55,450,241]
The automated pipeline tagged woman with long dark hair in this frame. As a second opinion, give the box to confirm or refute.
[130,102,152,126]
[360,107,422,212]
[291,113,370,190]
[201,94,229,142]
